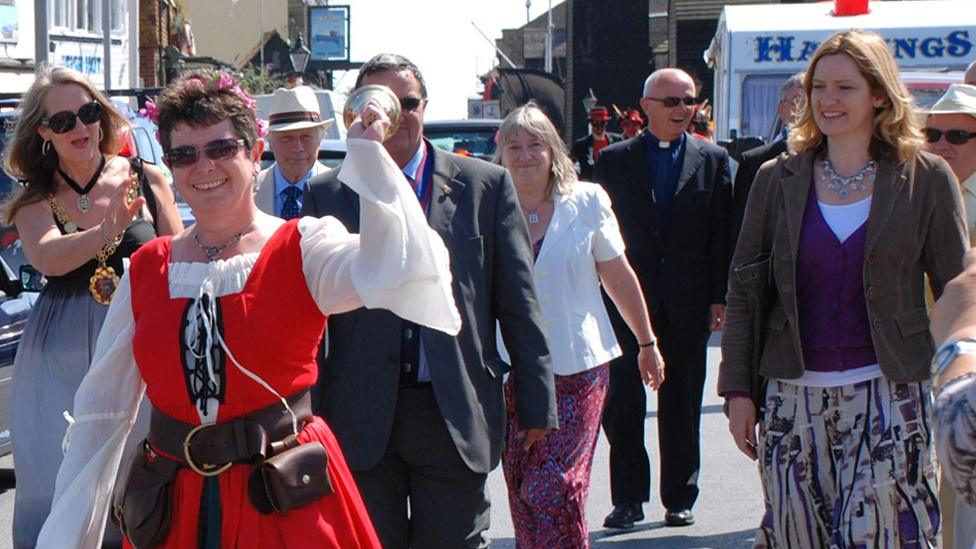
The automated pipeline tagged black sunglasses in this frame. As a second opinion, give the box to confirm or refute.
[41,101,102,134]
[924,127,976,145]
[647,96,698,108]
[163,138,247,168]
[400,96,425,111]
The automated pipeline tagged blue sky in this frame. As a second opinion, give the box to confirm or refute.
[330,0,555,120]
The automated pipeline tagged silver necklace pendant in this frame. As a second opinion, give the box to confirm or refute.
[64,221,78,233]
[527,211,539,224]
[822,159,876,200]
[193,230,246,262]
[77,194,92,213]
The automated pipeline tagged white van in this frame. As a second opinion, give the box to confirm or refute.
[706,0,976,142]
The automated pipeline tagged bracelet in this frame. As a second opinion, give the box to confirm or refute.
[638,340,657,348]
[98,223,115,245]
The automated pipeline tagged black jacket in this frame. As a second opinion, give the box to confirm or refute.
[572,132,623,181]
[731,139,788,245]
[594,134,733,331]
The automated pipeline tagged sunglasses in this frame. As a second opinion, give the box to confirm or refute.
[924,127,976,145]
[41,101,102,134]
[400,96,425,111]
[647,96,698,108]
[163,138,247,168]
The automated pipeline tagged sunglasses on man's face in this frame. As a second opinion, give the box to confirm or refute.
[647,96,698,108]
[41,101,102,134]
[400,96,425,112]
[163,138,247,168]
[924,127,976,145]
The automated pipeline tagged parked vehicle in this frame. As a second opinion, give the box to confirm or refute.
[0,231,40,459]
[424,119,501,161]
[706,0,976,142]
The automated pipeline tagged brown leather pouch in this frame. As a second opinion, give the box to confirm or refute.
[113,441,179,549]
[247,441,334,514]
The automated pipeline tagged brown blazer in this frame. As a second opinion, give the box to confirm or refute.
[719,148,968,397]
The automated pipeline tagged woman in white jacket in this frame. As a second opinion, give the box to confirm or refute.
[494,102,664,548]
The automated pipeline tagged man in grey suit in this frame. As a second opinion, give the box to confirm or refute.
[302,53,558,549]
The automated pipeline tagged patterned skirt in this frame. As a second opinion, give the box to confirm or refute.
[755,376,940,549]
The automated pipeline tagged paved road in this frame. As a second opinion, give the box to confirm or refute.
[486,332,764,547]
[0,333,764,548]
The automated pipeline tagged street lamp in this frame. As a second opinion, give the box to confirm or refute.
[582,88,598,114]
[289,33,311,85]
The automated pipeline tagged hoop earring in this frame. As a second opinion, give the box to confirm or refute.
[42,140,51,156]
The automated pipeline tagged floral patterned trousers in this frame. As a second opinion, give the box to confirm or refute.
[502,365,609,549]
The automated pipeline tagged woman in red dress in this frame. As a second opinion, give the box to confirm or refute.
[36,71,460,548]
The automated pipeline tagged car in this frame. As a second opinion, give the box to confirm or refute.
[0,232,40,459]
[0,100,19,200]
[901,70,965,110]
[424,119,501,161]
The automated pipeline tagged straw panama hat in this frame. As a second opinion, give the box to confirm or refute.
[268,86,335,132]
[928,83,976,120]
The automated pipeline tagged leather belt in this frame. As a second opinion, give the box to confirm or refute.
[148,389,312,476]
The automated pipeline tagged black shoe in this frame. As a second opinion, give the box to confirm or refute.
[603,503,644,529]
[664,508,695,527]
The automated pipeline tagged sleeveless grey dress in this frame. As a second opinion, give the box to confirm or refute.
[9,215,155,549]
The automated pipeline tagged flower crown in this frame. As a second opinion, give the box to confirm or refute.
[139,72,268,138]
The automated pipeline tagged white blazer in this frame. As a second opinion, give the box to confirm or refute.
[254,161,329,217]
[500,181,626,376]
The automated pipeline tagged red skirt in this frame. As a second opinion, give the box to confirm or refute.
[123,417,381,549]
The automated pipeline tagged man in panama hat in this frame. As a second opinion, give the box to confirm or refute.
[255,85,334,218]
[925,81,976,549]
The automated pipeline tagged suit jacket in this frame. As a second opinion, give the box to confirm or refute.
[254,161,329,217]
[301,142,558,474]
[572,132,623,181]
[731,139,788,244]
[720,149,967,395]
[593,133,732,331]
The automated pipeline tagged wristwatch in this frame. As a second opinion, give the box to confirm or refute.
[931,337,976,379]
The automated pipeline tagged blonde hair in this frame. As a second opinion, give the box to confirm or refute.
[493,102,577,196]
[2,65,129,223]
[788,29,923,163]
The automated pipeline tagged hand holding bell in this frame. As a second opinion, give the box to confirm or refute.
[343,85,402,141]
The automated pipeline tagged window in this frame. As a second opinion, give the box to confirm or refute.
[111,0,124,32]
[51,0,69,29]
[740,74,789,141]
[51,0,125,35]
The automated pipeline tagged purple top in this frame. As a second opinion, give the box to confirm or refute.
[796,183,877,372]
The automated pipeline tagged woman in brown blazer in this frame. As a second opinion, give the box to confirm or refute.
[719,29,968,548]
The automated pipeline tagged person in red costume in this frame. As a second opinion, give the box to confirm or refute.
[36,69,460,549]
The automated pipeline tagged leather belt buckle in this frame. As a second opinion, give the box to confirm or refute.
[183,423,233,477]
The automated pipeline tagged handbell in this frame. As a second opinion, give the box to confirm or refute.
[343,84,402,141]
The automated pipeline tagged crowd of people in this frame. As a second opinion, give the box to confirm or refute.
[3,27,976,549]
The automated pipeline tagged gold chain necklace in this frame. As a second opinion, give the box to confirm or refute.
[46,164,141,305]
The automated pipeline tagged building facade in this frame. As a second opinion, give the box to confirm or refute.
[0,0,140,93]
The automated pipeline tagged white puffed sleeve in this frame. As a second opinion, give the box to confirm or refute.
[36,274,147,549]
[300,138,461,335]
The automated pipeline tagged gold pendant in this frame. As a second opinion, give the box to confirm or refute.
[89,265,120,305]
